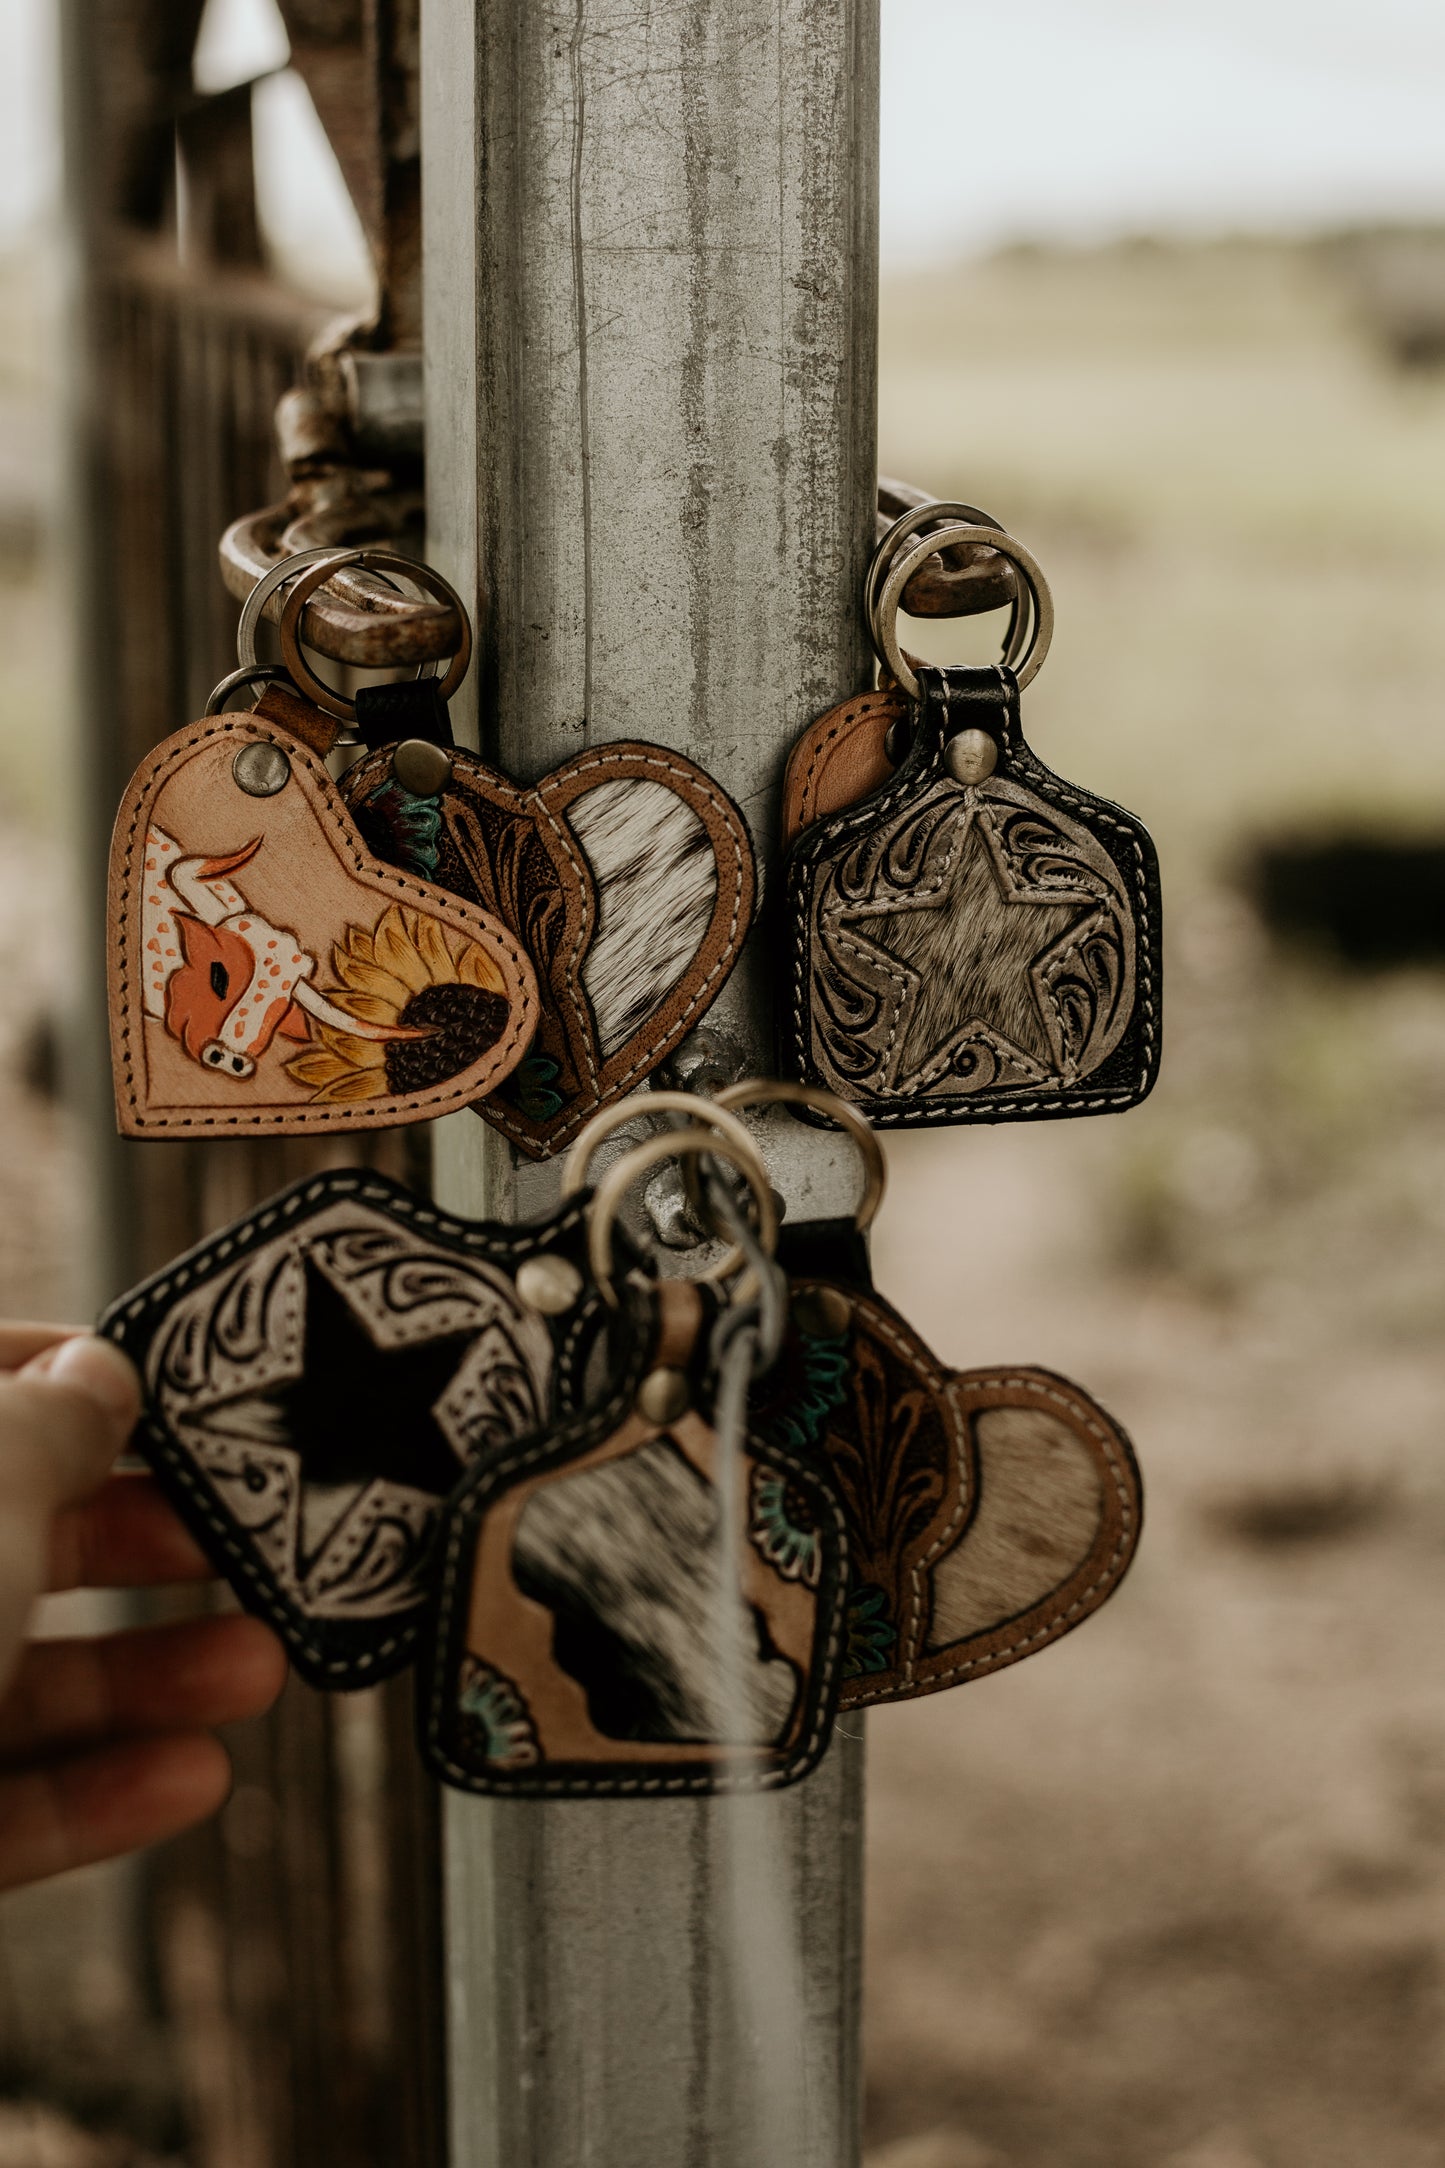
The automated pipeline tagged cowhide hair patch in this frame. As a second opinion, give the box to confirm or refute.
[108,708,540,1136]
[99,1170,611,1690]
[342,741,756,1158]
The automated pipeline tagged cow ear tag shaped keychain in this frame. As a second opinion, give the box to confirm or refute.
[423,1125,849,1798]
[783,520,1162,1126]
[107,560,540,1136]
[709,1082,1145,1708]
[289,552,758,1163]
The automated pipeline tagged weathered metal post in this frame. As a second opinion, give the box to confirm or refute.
[421,3,878,2159]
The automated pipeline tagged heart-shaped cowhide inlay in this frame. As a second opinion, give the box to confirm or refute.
[755,1278,1142,1707]
[109,709,540,1136]
[100,1169,612,1689]
[342,742,756,1158]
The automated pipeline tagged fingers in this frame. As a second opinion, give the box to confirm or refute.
[0,1732,233,1892]
[0,1324,79,1372]
[0,1614,288,1767]
[1,1337,141,1514]
[48,1473,212,1593]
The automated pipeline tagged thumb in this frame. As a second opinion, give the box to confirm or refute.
[1,1336,142,1509]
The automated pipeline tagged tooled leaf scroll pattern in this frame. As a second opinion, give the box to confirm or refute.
[440,799,585,1109]
[820,1331,953,1624]
[810,778,1135,1102]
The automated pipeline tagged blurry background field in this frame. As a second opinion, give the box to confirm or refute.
[866,237,1445,2168]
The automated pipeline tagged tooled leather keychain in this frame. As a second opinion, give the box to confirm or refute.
[782,517,1162,1126]
[107,552,541,1137]
[94,1075,766,1694]
[265,547,759,1162]
[669,1081,1144,1709]
[423,1126,849,1797]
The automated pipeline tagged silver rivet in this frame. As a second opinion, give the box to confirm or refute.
[636,1367,690,1424]
[945,728,998,786]
[516,1254,584,1317]
[232,742,291,796]
[792,1287,851,1340]
[391,738,453,795]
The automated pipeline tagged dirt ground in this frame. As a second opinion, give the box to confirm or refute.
[5,236,1445,2164]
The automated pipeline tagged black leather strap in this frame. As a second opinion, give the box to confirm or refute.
[353,677,455,752]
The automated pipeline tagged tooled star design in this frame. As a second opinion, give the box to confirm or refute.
[198,1250,476,1538]
[836,806,1100,1088]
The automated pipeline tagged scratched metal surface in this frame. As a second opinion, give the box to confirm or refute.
[422,3,878,2160]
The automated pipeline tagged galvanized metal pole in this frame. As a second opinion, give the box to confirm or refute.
[421,4,879,2160]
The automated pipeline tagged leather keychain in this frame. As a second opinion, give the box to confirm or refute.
[679,1080,1145,1708]
[422,1126,850,1798]
[782,518,1162,1126]
[266,549,759,1162]
[107,567,541,1137]
[98,1166,630,1690]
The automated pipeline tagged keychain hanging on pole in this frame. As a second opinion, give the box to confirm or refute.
[782,508,1162,1126]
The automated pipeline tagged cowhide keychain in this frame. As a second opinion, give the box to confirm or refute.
[107,557,541,1136]
[684,1081,1145,1707]
[264,548,758,1161]
[782,518,1161,1126]
[423,1126,849,1797]
[98,1165,635,1689]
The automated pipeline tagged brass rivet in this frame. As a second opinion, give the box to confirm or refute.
[636,1367,690,1424]
[391,738,454,795]
[944,729,998,786]
[516,1253,584,1317]
[232,742,291,797]
[792,1286,852,1340]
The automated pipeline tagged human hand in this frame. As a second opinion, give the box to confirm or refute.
[0,1324,287,1890]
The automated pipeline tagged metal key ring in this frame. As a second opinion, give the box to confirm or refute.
[867,501,1031,680]
[235,546,358,672]
[588,1129,778,1308]
[710,1081,886,1234]
[875,524,1053,699]
[561,1089,764,1201]
[205,663,295,717]
[279,549,473,721]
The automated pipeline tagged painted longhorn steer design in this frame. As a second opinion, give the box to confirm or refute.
[108,708,540,1136]
[141,825,428,1081]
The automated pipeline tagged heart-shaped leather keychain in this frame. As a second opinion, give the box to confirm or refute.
[107,571,541,1137]
[782,517,1161,1126]
[718,1081,1143,1705]
[99,1167,625,1689]
[422,1126,849,1797]
[262,547,758,1161]
[641,1076,1141,1704]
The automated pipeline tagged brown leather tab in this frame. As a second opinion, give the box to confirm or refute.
[779,687,906,848]
[253,682,341,758]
